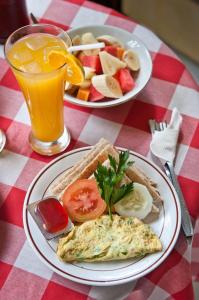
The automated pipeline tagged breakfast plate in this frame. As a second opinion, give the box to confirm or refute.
[65,25,152,108]
[23,146,181,286]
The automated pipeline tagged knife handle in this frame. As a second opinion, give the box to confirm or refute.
[164,162,193,238]
[164,162,193,237]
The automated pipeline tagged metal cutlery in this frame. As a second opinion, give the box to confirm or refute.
[149,119,193,238]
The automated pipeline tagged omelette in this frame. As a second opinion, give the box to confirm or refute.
[57,214,162,262]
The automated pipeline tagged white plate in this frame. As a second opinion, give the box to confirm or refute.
[23,147,181,286]
[65,25,152,108]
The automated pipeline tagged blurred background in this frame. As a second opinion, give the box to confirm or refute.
[92,0,199,84]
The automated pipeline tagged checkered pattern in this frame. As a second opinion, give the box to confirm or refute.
[0,0,199,299]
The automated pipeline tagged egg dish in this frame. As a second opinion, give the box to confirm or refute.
[57,214,162,262]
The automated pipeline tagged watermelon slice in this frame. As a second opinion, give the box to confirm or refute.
[89,85,105,102]
[79,55,102,74]
[115,68,135,93]
[103,46,117,57]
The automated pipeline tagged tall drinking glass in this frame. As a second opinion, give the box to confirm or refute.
[5,24,72,156]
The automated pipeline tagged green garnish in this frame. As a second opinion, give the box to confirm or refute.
[94,151,134,220]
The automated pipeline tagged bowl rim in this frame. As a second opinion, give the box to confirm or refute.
[65,24,152,108]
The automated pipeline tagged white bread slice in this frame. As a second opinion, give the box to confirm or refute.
[48,139,113,199]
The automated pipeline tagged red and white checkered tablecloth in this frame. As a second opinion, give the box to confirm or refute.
[0,0,199,299]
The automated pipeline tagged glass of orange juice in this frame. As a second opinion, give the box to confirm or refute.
[5,24,72,156]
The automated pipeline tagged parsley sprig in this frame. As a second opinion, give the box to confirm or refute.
[94,151,134,220]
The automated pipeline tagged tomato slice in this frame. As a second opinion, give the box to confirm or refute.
[62,179,106,222]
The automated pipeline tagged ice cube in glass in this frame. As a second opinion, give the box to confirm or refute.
[26,35,47,51]
[20,61,42,73]
[13,49,33,64]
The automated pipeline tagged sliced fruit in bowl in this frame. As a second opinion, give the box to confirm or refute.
[81,32,100,56]
[79,54,102,74]
[114,68,135,93]
[97,34,123,47]
[64,32,137,102]
[65,25,152,108]
[89,85,104,102]
[92,74,122,98]
[76,87,90,101]
[123,49,140,71]
[104,45,118,57]
[99,51,126,75]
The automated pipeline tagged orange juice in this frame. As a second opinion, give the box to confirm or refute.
[7,33,67,142]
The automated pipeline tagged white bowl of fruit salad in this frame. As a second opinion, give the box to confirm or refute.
[65,25,152,108]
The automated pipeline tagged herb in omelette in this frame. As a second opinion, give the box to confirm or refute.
[94,151,134,220]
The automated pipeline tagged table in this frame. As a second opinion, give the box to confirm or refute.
[0,1,199,299]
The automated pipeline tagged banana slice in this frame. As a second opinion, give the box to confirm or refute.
[72,35,81,56]
[72,35,81,46]
[83,67,95,80]
[114,183,153,219]
[81,32,99,56]
[92,74,122,98]
[99,51,126,75]
[122,49,140,71]
[97,35,123,47]
[65,81,73,91]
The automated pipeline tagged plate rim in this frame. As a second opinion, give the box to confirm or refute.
[23,146,181,286]
[65,24,152,108]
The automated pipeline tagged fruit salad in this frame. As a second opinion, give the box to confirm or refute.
[65,33,140,102]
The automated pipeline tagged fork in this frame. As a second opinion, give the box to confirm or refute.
[149,120,193,238]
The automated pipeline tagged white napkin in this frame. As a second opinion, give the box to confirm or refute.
[150,108,182,163]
